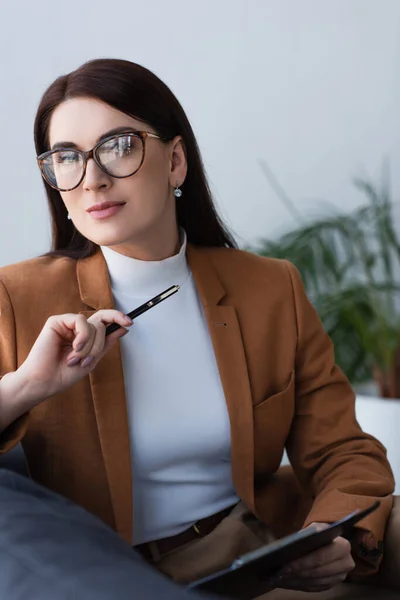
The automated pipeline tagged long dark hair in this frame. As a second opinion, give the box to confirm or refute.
[34,58,237,258]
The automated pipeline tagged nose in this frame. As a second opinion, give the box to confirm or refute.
[83,157,111,191]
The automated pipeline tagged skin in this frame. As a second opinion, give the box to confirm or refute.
[0,98,355,592]
[49,97,187,261]
[272,523,355,591]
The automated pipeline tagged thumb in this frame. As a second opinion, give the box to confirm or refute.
[103,326,130,354]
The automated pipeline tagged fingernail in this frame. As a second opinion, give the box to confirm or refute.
[67,357,80,367]
[125,316,133,324]
[76,343,84,352]
[81,356,94,369]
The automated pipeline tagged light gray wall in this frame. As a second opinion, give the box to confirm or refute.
[1,0,399,265]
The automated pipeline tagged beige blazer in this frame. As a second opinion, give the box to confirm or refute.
[0,245,394,572]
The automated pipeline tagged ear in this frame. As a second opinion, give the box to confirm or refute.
[168,136,187,189]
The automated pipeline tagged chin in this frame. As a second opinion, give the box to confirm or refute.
[78,215,160,249]
[83,227,148,249]
[75,226,124,248]
[87,235,129,248]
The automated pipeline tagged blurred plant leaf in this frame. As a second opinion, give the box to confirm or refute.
[253,164,400,387]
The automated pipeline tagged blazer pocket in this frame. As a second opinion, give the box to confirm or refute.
[254,371,295,410]
[253,371,295,474]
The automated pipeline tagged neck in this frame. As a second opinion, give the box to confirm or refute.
[109,223,181,262]
[101,229,189,297]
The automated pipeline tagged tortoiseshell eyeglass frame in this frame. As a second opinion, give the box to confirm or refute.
[37,130,171,192]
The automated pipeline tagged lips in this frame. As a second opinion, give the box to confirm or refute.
[87,201,125,213]
[86,201,126,221]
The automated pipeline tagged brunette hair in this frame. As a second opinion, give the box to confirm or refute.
[34,58,237,258]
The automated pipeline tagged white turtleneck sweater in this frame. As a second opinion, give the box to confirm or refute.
[101,235,238,545]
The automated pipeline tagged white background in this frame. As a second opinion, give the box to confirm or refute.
[1,0,399,265]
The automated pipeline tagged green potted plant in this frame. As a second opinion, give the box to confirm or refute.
[252,164,400,398]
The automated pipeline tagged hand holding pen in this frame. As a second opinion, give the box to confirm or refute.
[7,286,180,420]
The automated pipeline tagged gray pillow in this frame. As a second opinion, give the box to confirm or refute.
[0,470,223,600]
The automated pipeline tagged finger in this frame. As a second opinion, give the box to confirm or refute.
[78,325,130,371]
[46,313,90,344]
[300,555,355,579]
[81,320,106,365]
[73,323,98,358]
[287,538,351,573]
[87,309,133,328]
[305,522,330,533]
[86,311,132,362]
[46,314,96,362]
[103,326,130,353]
[68,311,132,365]
[81,320,126,365]
[54,313,96,355]
[280,572,348,592]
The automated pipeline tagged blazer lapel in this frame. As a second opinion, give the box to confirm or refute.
[77,251,133,544]
[76,245,256,538]
[187,245,255,512]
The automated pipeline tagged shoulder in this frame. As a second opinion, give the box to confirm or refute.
[194,246,298,290]
[0,255,78,297]
[0,255,85,328]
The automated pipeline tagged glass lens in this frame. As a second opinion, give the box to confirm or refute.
[41,150,84,190]
[97,134,143,177]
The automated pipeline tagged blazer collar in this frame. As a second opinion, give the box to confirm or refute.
[76,244,226,310]
[76,250,115,310]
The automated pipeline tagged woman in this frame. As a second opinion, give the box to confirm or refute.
[0,59,396,599]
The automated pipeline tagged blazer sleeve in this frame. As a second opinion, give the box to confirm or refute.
[0,280,29,453]
[284,261,394,575]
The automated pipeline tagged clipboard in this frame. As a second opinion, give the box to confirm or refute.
[187,501,380,599]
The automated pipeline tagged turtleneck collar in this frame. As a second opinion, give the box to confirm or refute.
[100,231,190,298]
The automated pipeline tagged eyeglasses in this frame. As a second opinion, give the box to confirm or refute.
[37,131,169,192]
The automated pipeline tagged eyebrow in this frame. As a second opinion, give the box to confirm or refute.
[51,126,138,151]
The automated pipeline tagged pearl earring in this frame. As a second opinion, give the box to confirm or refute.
[67,214,71,220]
[174,183,182,198]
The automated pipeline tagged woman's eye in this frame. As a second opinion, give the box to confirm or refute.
[121,141,131,151]
[114,140,132,154]
[104,136,138,154]
[56,151,79,164]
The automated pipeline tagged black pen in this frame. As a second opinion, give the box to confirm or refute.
[105,285,180,336]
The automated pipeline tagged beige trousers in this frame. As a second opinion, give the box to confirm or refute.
[146,496,400,600]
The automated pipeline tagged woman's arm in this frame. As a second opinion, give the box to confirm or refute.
[0,280,30,449]
[284,261,394,574]
[0,279,132,449]
[0,371,40,434]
